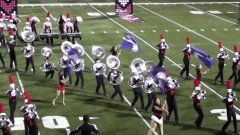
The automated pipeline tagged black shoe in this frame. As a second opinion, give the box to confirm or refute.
[104,94,108,97]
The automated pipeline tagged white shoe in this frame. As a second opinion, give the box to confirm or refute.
[65,128,71,135]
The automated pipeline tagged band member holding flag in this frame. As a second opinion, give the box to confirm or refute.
[43,12,53,46]
[147,97,168,135]
[190,80,206,128]
[221,80,238,134]
[228,45,240,89]
[156,33,169,67]
[52,69,69,106]
[214,41,228,85]
[191,64,208,81]
[92,58,107,96]
[180,37,191,79]
[165,76,179,124]
[110,46,121,57]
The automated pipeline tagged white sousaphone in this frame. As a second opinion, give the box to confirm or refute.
[23,43,34,58]
[21,31,35,43]
[92,46,105,59]
[41,47,53,58]
[130,58,145,74]
[61,41,73,55]
[144,61,155,73]
[106,55,124,85]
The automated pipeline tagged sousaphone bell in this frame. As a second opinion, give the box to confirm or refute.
[92,46,105,59]
[21,31,35,43]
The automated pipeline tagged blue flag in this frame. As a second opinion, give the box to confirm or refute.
[121,33,141,53]
[191,47,214,69]
[148,66,167,94]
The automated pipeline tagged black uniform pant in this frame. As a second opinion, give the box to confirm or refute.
[215,63,224,84]
[111,85,124,101]
[46,37,53,46]
[59,25,64,34]
[96,75,107,95]
[67,37,75,44]
[75,70,84,88]
[145,92,156,112]
[63,67,72,85]
[24,118,29,135]
[228,67,237,86]
[9,51,17,69]
[1,129,12,135]
[131,87,144,109]
[25,57,35,73]
[158,53,165,67]
[193,105,204,127]
[32,27,38,35]
[45,70,55,79]
[166,97,179,122]
[0,52,5,67]
[28,122,38,135]
[9,100,16,125]
[180,59,189,78]
[222,108,237,132]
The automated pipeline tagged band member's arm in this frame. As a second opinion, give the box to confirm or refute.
[69,126,82,135]
[201,70,209,75]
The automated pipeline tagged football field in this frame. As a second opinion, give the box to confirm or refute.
[1,1,240,135]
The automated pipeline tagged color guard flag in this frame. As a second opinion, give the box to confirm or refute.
[191,47,214,69]
[121,33,141,53]
[149,66,167,94]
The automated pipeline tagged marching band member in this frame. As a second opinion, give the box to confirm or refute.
[156,33,169,67]
[73,16,82,41]
[191,64,208,81]
[0,111,13,135]
[23,17,32,32]
[58,15,65,34]
[190,80,206,128]
[60,54,72,85]
[23,43,35,74]
[23,104,39,135]
[165,76,179,124]
[64,13,74,43]
[6,74,22,125]
[110,46,121,57]
[92,58,107,96]
[0,12,7,47]
[7,14,17,39]
[73,59,85,89]
[7,30,17,71]
[68,115,99,135]
[108,69,124,102]
[129,72,144,109]
[30,16,39,35]
[221,80,238,134]
[147,97,168,135]
[214,41,228,85]
[43,12,53,46]
[144,76,157,112]
[52,69,69,106]
[228,46,240,89]
[180,37,191,80]
[43,58,55,79]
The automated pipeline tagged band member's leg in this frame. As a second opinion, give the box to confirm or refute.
[220,65,224,84]
[30,57,35,74]
[100,75,107,95]
[231,110,238,132]
[117,85,124,102]
[72,37,75,44]
[111,85,118,99]
[194,105,204,127]
[139,90,144,109]
[145,93,152,112]
[10,57,13,69]
[68,73,72,85]
[131,89,139,107]
[147,120,157,135]
[173,99,179,122]
[9,101,16,124]
[222,110,231,132]
[79,71,84,88]
[50,37,54,46]
[75,71,80,86]
[62,90,66,105]
[95,76,101,94]
[12,53,17,70]
[46,37,50,45]
[52,90,61,106]
[50,70,55,79]
[45,71,51,78]
[166,100,172,121]
[0,53,5,67]
[24,118,29,135]
[185,60,190,78]
[180,60,186,77]
[25,58,30,72]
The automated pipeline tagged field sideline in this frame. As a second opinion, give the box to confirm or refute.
[0,1,240,135]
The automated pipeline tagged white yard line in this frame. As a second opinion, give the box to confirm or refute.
[229,3,239,7]
[137,4,234,53]
[17,2,240,7]
[184,4,240,27]
[89,5,240,113]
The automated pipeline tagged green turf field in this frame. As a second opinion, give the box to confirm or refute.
[1,1,240,135]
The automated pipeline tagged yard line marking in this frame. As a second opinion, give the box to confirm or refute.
[140,30,144,33]
[224,28,228,31]
[91,31,95,34]
[184,4,240,27]
[212,29,216,31]
[229,3,239,7]
[137,4,234,54]
[116,31,119,33]
[90,5,240,113]
[152,30,156,32]
[103,31,107,33]
[200,29,204,31]
[164,30,168,32]
[235,28,239,31]
[41,6,57,21]
[176,29,180,32]
[18,2,240,7]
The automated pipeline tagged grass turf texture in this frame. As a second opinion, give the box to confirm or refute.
[0,2,240,135]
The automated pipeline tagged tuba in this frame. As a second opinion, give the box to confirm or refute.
[61,41,73,55]
[107,70,124,85]
[130,58,145,74]
[92,46,105,59]
[40,61,55,72]
[144,61,155,73]
[128,73,144,88]
[41,47,53,58]
[23,44,34,58]
[72,43,85,58]
[21,31,35,43]
[106,55,120,70]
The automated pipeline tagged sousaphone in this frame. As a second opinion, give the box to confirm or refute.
[92,46,105,59]
[106,55,120,70]
[41,47,53,58]
[130,58,145,74]
[21,31,35,43]
[61,41,73,55]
